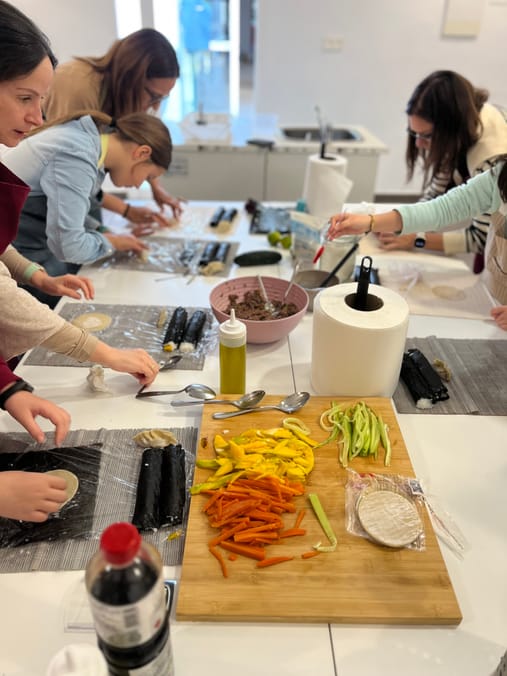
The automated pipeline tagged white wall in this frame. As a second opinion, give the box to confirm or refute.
[12,0,118,63]
[255,0,507,195]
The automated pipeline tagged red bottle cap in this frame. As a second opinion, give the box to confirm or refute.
[100,522,141,564]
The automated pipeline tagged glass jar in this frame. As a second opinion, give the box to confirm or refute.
[319,235,359,283]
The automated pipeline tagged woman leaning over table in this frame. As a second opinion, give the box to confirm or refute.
[378,70,507,270]
[3,110,172,306]
[43,28,183,226]
[328,157,507,331]
[0,0,160,521]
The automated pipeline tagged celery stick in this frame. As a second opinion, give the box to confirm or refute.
[308,493,338,552]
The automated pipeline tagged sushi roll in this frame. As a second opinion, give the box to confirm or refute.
[132,448,163,531]
[214,242,231,263]
[159,444,186,527]
[199,242,219,266]
[162,306,187,351]
[179,310,207,353]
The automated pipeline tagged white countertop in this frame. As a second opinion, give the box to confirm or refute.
[0,202,505,676]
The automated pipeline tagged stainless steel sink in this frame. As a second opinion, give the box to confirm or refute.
[281,127,362,142]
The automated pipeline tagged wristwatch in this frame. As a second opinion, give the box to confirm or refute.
[414,232,426,248]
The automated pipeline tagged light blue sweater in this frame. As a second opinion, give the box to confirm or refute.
[397,163,505,237]
[3,115,113,266]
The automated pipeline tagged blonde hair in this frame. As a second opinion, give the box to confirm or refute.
[32,109,172,169]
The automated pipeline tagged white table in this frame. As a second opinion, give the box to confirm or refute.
[0,201,505,676]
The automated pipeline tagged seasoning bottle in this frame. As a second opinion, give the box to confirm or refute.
[219,309,246,394]
[85,522,174,676]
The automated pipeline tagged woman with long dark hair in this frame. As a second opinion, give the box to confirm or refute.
[379,71,507,267]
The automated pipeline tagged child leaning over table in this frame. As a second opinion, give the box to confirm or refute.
[327,157,507,331]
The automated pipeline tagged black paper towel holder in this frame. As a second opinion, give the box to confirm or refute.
[345,256,383,312]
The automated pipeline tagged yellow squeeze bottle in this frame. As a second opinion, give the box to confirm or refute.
[219,309,246,394]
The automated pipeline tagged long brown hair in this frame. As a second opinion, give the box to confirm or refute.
[77,29,179,118]
[405,70,488,187]
[31,110,172,170]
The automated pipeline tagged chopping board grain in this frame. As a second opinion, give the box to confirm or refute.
[177,396,462,625]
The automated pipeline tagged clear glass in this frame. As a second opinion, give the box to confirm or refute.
[319,235,359,283]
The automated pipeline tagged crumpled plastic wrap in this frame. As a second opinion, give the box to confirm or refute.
[345,469,426,551]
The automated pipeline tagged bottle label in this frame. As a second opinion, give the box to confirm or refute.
[89,572,167,648]
[128,636,174,676]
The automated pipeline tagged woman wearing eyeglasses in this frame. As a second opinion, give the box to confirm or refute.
[43,28,183,228]
[378,71,507,267]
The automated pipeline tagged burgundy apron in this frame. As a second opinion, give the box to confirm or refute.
[0,162,30,255]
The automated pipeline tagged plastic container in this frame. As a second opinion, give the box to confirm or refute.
[219,308,246,394]
[85,522,174,676]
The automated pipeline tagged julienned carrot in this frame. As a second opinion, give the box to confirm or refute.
[208,519,249,547]
[301,550,321,559]
[219,540,265,561]
[278,528,306,538]
[256,556,294,568]
[294,509,306,529]
[209,545,228,577]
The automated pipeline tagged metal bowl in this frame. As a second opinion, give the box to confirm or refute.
[293,269,340,311]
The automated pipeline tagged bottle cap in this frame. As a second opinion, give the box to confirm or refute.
[100,522,141,565]
[219,309,246,347]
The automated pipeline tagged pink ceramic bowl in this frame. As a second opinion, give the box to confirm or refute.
[209,276,309,344]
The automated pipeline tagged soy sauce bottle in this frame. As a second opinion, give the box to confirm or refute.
[85,522,174,676]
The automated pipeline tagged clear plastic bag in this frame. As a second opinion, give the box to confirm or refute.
[345,469,426,551]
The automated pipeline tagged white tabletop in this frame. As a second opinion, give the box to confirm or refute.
[0,201,505,676]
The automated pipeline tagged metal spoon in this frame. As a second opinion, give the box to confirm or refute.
[158,355,182,371]
[136,383,216,399]
[257,275,279,317]
[171,389,266,409]
[283,260,301,301]
[212,391,310,419]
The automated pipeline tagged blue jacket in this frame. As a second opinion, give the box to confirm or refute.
[3,115,113,267]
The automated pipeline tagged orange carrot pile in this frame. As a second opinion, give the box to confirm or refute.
[202,475,306,576]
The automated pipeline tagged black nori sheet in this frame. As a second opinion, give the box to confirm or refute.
[400,349,449,405]
[132,448,164,531]
[163,306,187,348]
[159,444,186,527]
[0,444,102,547]
[214,242,231,263]
[199,241,219,266]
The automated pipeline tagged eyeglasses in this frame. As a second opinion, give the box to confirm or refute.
[406,127,433,141]
[144,86,169,107]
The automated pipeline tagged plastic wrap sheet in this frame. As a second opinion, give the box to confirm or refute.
[89,235,239,277]
[24,303,217,370]
[345,470,426,551]
[0,426,197,572]
[393,336,507,415]
[0,444,101,547]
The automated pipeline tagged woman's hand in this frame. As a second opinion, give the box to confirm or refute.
[105,233,149,254]
[491,305,507,330]
[89,345,160,386]
[327,213,370,238]
[4,390,71,445]
[149,179,185,219]
[30,271,95,300]
[0,471,68,522]
[124,204,174,229]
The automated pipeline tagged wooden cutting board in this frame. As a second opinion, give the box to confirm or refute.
[177,396,462,625]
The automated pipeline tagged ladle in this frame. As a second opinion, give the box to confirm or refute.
[136,383,216,400]
[171,389,266,409]
[212,391,310,419]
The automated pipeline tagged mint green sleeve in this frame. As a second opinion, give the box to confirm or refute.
[397,167,502,235]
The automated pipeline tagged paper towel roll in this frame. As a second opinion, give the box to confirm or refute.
[311,283,409,397]
[302,153,353,219]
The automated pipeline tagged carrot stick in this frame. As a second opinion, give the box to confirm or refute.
[208,519,249,546]
[219,540,266,561]
[278,528,306,538]
[209,545,228,577]
[301,550,321,559]
[294,509,306,529]
[256,556,294,568]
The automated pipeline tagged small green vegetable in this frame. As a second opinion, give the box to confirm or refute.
[308,493,337,552]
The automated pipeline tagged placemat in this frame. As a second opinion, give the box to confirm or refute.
[393,337,507,415]
[90,236,239,277]
[25,303,217,369]
[0,426,198,573]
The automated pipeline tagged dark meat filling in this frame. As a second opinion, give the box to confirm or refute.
[226,289,297,320]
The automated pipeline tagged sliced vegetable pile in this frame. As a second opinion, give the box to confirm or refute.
[202,476,312,576]
[319,401,392,467]
[191,421,319,494]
